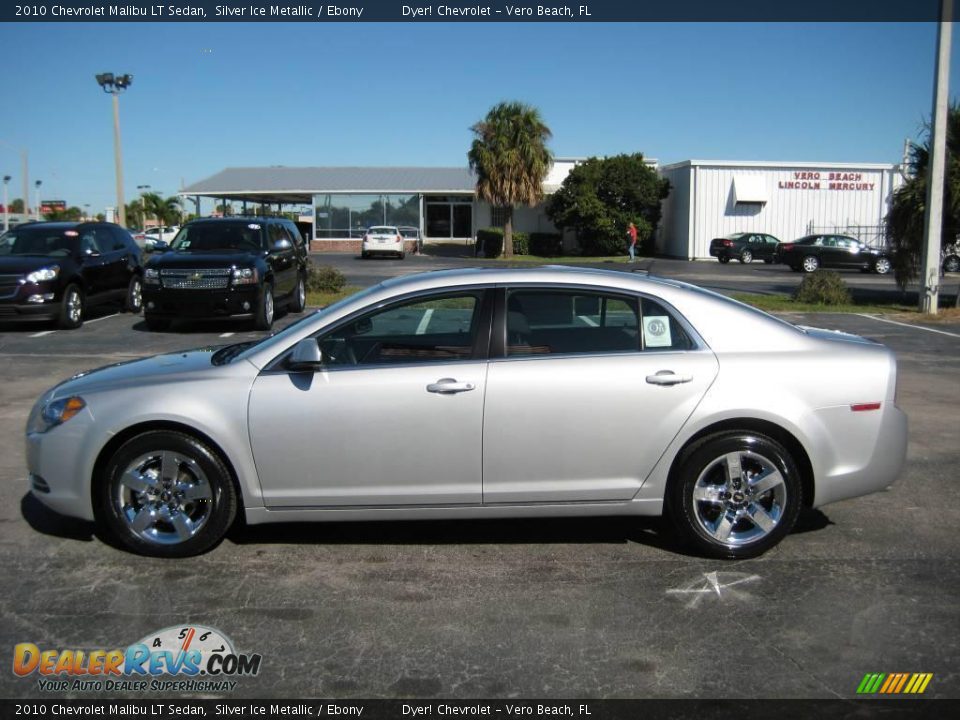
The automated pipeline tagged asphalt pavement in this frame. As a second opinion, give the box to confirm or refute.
[0,254,958,700]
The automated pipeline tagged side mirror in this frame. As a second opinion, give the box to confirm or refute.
[289,338,323,371]
[271,238,292,252]
[353,317,373,335]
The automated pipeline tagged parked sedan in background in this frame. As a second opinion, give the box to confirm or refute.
[144,225,180,251]
[0,221,143,328]
[25,267,907,560]
[776,234,893,274]
[709,232,781,264]
[361,226,405,259]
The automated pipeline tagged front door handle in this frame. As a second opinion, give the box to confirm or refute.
[427,378,475,394]
[645,371,693,386]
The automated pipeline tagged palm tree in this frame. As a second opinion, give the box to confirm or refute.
[886,103,960,292]
[142,193,182,226]
[468,101,553,258]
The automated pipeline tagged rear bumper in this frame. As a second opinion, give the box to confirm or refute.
[362,240,403,255]
[142,285,263,319]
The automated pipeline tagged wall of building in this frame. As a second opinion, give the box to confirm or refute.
[658,162,902,259]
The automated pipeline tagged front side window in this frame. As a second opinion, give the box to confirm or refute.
[505,289,693,356]
[318,292,482,366]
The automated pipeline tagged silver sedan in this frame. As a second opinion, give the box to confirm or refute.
[25,267,907,558]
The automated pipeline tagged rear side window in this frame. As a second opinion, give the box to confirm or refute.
[505,289,693,356]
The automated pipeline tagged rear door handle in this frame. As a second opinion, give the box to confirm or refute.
[427,378,476,394]
[645,371,693,386]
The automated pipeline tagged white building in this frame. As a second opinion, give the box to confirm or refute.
[658,160,903,260]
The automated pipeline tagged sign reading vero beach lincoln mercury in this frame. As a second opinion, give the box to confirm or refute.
[778,171,876,191]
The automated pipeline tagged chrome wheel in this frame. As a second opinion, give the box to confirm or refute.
[128,277,143,312]
[740,250,753,264]
[114,451,213,546]
[874,257,891,275]
[264,290,274,324]
[66,289,82,323]
[802,256,820,273]
[690,450,787,547]
[294,277,306,312]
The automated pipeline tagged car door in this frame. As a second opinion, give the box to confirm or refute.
[76,227,112,301]
[247,288,492,507]
[760,235,779,260]
[481,287,719,504]
[266,222,296,297]
[834,236,865,268]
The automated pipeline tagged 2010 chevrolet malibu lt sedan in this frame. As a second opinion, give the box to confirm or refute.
[25,267,907,559]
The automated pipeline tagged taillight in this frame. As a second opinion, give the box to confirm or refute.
[722,239,732,247]
[397,235,402,243]
[781,243,794,251]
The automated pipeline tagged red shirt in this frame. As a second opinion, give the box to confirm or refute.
[628,225,638,245]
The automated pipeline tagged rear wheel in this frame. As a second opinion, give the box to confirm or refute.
[95,430,237,558]
[873,257,892,275]
[668,431,802,559]
[125,276,143,314]
[739,250,753,264]
[289,275,306,313]
[57,284,84,329]
[802,256,820,273]
[718,256,730,264]
[254,282,274,330]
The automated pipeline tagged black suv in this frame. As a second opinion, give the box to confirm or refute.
[142,217,308,331]
[0,222,143,329]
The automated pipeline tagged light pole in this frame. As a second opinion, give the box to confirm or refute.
[95,72,133,228]
[3,175,10,232]
[34,180,41,221]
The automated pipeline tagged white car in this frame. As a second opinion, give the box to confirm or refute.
[144,225,180,250]
[361,225,405,259]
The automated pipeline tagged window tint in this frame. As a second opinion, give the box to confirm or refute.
[171,223,264,252]
[80,229,107,255]
[110,226,131,251]
[505,290,693,356]
[283,222,304,247]
[318,292,481,366]
[268,223,289,246]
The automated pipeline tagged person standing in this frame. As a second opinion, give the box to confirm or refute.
[627,221,638,262]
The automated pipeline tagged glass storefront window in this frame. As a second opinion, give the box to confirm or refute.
[313,194,421,238]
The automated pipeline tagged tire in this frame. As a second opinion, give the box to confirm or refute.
[763,258,773,264]
[943,254,960,273]
[144,315,170,332]
[125,275,143,314]
[668,431,801,559]
[95,430,237,558]
[289,274,306,313]
[718,256,730,264]
[873,257,892,275]
[399,251,406,260]
[739,250,753,264]
[57,284,84,329]
[801,256,820,273]
[254,282,274,330]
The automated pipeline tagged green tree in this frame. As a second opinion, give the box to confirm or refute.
[886,104,960,291]
[546,153,670,257]
[7,198,24,213]
[125,201,144,228]
[143,193,182,225]
[468,101,553,258]
[44,206,83,221]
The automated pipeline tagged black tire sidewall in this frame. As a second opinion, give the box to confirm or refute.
[668,432,802,559]
[95,430,237,558]
[290,275,306,313]
[255,282,274,330]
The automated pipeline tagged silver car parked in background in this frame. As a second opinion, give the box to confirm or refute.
[25,267,907,558]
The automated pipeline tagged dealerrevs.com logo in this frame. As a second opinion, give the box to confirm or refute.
[13,625,261,693]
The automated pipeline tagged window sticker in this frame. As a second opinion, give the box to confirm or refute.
[248,223,261,230]
[180,240,191,248]
[643,316,672,348]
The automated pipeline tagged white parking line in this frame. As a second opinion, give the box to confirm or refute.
[29,330,56,338]
[84,313,120,324]
[855,313,960,339]
[219,332,235,338]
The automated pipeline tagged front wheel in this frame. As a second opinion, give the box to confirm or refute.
[254,282,274,330]
[95,430,237,557]
[739,250,753,264]
[57,284,84,329]
[801,256,820,273]
[668,431,802,559]
[873,257,892,275]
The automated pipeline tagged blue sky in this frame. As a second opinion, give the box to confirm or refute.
[1,22,957,214]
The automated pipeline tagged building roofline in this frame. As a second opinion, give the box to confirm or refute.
[659,159,899,171]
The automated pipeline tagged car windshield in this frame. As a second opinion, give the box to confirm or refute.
[170,223,264,252]
[0,227,76,257]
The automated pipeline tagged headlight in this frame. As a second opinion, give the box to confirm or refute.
[232,267,258,285]
[144,268,160,284]
[25,265,59,283]
[28,396,86,434]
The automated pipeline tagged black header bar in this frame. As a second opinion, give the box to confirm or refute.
[1,0,954,23]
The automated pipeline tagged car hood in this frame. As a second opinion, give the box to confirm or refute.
[146,250,263,268]
[0,255,69,274]
[47,347,253,399]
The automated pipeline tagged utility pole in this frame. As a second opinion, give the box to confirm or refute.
[95,73,133,228]
[919,0,953,314]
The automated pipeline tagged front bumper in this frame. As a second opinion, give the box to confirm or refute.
[0,281,61,321]
[142,285,263,319]
[26,411,99,522]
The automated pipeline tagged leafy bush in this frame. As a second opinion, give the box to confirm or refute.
[476,228,529,257]
[528,232,563,256]
[306,262,346,293]
[792,270,851,305]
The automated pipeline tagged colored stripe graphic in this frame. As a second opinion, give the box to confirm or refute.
[857,672,932,694]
